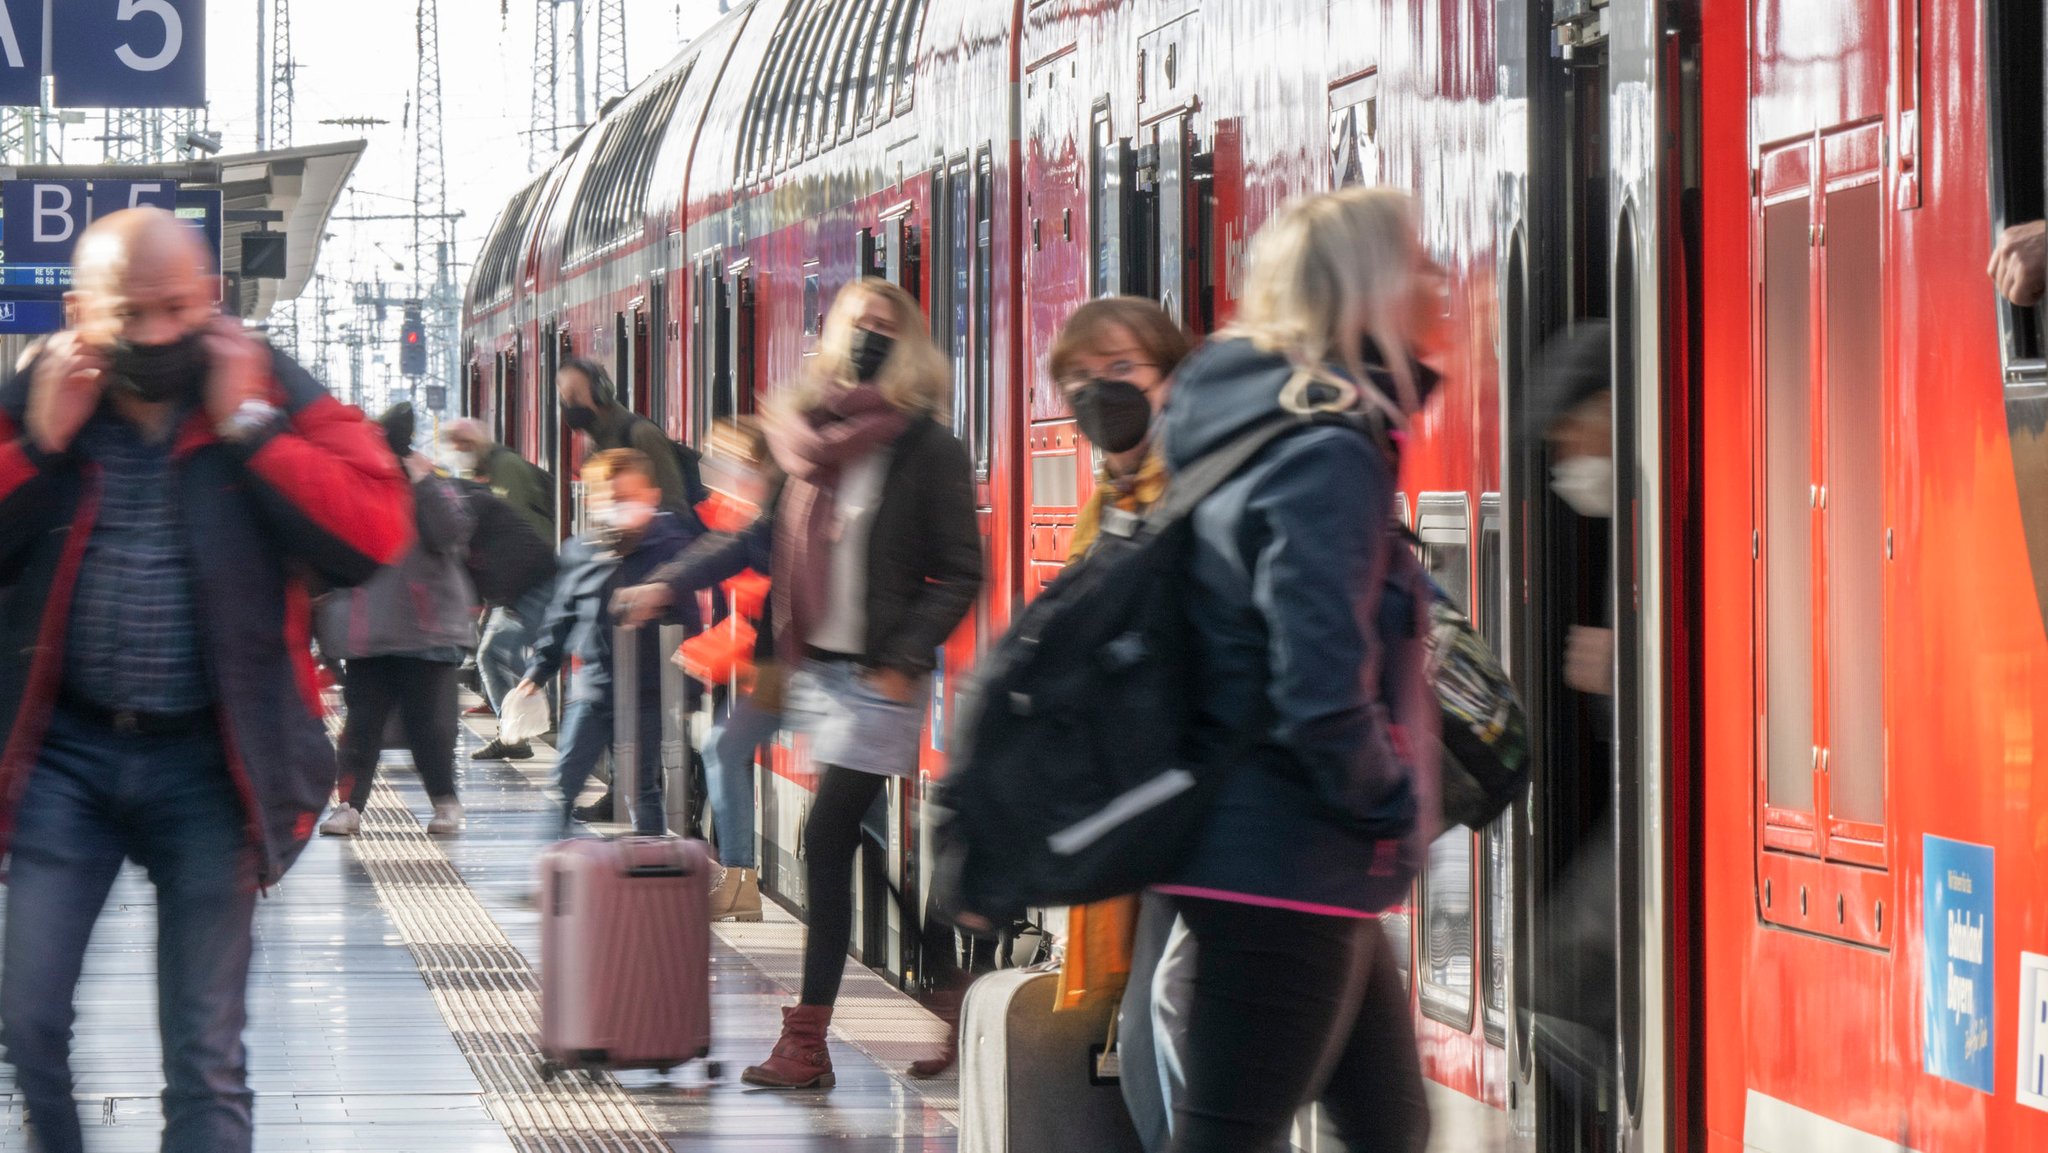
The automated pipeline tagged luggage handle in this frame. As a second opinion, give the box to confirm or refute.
[615,835,695,877]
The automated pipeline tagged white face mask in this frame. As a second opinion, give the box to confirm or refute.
[1551,455,1614,518]
[443,449,478,475]
[593,499,656,533]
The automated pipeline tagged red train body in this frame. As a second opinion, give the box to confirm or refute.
[461,0,2048,1148]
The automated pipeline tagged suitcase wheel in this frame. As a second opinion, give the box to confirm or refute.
[705,1060,725,1080]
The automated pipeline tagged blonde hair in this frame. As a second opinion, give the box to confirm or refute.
[790,278,950,419]
[1223,186,1427,417]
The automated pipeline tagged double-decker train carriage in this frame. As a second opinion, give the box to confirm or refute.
[461,0,2048,1149]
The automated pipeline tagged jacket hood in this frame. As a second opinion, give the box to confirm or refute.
[1163,337,1436,472]
[1161,339,1311,470]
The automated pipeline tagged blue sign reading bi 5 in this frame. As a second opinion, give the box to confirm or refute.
[1924,835,1996,1092]
[0,0,45,107]
[54,0,207,109]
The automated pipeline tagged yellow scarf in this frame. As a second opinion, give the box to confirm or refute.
[1068,449,1169,562]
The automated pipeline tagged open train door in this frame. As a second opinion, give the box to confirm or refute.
[1501,0,1691,1147]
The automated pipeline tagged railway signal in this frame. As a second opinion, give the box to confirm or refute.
[400,304,426,377]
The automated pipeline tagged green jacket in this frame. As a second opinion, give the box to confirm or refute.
[588,404,699,518]
[480,443,555,541]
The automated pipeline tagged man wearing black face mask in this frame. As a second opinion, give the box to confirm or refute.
[557,357,707,521]
[0,209,412,1153]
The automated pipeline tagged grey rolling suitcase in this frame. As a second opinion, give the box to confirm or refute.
[958,968,1145,1153]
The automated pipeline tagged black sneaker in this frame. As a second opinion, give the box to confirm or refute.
[572,794,616,823]
[472,738,533,761]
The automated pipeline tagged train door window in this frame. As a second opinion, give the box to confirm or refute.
[940,157,972,442]
[1822,164,1886,842]
[505,347,522,460]
[884,213,922,301]
[1152,118,1187,326]
[1090,103,1128,297]
[1417,493,1476,1028]
[615,314,636,415]
[973,146,994,478]
[1759,145,1817,831]
[728,268,756,422]
[694,259,732,443]
[1990,0,2046,371]
[541,323,560,478]
[1478,493,1507,1043]
[644,284,666,431]
[803,271,823,337]
[492,352,509,446]
[1329,72,1380,189]
[1755,130,1895,923]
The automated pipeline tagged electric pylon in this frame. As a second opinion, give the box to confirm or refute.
[595,0,628,108]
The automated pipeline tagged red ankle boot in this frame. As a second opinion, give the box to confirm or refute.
[741,1004,836,1088]
[906,989,963,1079]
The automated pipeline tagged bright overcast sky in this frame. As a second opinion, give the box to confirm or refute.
[186,0,725,365]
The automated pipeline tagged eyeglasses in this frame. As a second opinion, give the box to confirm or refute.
[1057,360,1159,389]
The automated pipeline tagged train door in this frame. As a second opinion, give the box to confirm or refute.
[1135,15,1212,335]
[1509,6,1621,1150]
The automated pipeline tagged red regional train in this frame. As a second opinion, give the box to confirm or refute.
[461,0,2048,1149]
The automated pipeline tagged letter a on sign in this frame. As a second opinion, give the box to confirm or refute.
[0,0,45,107]
[53,0,205,109]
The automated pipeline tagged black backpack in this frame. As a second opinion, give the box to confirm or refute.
[933,413,1380,928]
[455,480,558,608]
[1417,574,1531,829]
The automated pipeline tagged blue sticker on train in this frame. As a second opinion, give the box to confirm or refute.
[1923,835,1995,1092]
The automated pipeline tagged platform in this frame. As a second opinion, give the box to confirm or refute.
[0,708,958,1152]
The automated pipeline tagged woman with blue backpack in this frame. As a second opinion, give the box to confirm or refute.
[1147,186,1447,1153]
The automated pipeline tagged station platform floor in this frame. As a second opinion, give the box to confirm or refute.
[0,706,958,1152]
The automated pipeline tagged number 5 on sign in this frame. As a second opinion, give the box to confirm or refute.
[53,0,205,109]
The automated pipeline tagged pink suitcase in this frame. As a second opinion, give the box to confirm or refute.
[537,625,716,1079]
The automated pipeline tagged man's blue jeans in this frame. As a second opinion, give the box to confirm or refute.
[478,581,554,715]
[704,692,780,868]
[556,679,665,835]
[0,703,260,1153]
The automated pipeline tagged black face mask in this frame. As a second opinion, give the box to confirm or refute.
[1070,377,1154,454]
[848,328,895,383]
[563,403,598,431]
[109,330,208,405]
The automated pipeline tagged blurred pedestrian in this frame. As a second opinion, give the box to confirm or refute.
[456,473,560,760]
[738,279,982,1089]
[0,208,411,1153]
[1042,297,1199,1152]
[557,359,708,519]
[512,449,701,835]
[441,417,554,541]
[614,418,781,922]
[1152,187,1443,1153]
[317,403,478,837]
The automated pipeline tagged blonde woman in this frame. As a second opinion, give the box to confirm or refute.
[740,278,983,1088]
[1149,187,1446,1153]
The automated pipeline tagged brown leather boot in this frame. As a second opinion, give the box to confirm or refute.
[906,988,962,1079]
[741,1004,835,1088]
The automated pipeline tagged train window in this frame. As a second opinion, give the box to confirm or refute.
[694,260,732,442]
[937,157,973,444]
[566,66,689,259]
[1989,0,2046,370]
[735,0,930,182]
[1761,189,1816,821]
[474,176,546,306]
[804,273,822,338]
[1417,493,1475,1029]
[1823,179,1887,835]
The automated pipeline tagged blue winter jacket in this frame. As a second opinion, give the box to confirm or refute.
[1158,338,1433,917]
[525,510,701,701]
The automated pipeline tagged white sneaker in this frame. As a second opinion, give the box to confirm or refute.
[319,806,361,837]
[427,799,464,836]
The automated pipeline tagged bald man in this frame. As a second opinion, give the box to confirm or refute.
[0,208,413,1152]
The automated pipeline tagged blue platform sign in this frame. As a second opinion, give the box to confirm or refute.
[2,180,180,269]
[53,0,206,109]
[0,299,63,334]
[0,0,46,107]
[3,180,89,267]
[1923,835,1996,1092]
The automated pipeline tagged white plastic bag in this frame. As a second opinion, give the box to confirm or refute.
[498,689,550,745]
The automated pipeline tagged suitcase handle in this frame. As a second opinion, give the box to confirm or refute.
[616,835,695,878]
